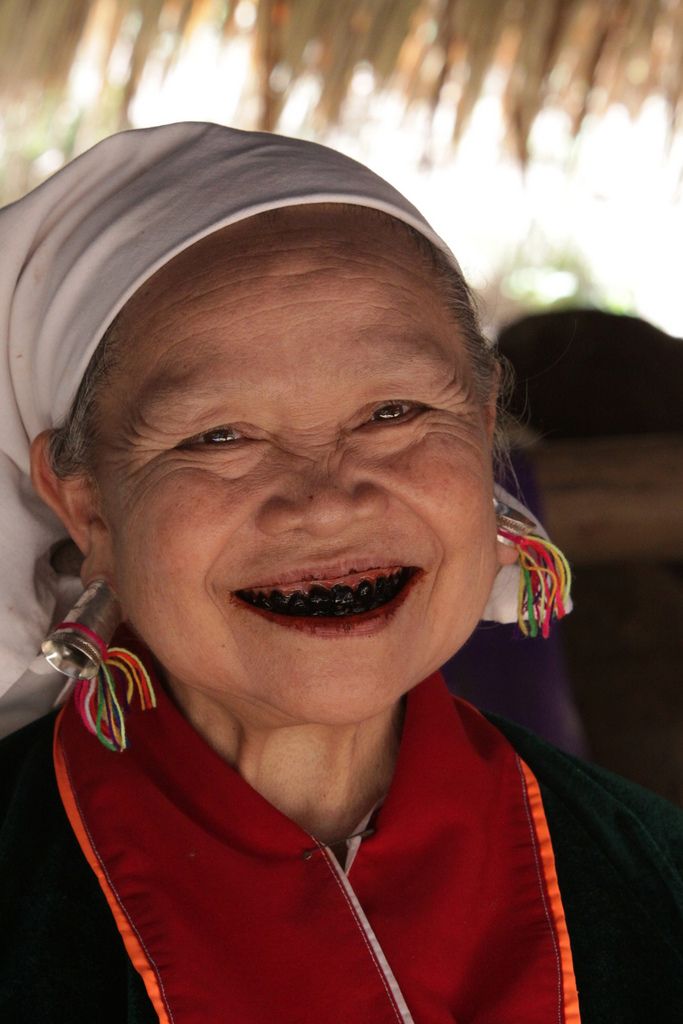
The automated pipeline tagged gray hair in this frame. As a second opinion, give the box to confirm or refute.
[48,315,122,478]
[48,208,510,478]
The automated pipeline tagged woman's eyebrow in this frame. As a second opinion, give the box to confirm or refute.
[136,346,460,417]
[135,368,248,421]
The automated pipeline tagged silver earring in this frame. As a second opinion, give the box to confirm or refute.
[41,579,121,679]
[42,580,157,752]
[493,498,535,546]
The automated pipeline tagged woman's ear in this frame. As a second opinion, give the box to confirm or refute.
[30,430,115,583]
[496,535,520,567]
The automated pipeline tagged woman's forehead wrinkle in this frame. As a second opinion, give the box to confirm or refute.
[142,208,429,305]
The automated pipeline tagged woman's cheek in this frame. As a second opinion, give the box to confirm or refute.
[387,430,492,519]
[112,470,241,590]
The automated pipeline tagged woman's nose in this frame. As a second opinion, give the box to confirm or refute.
[254,474,389,538]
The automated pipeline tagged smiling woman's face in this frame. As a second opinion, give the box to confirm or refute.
[61,206,511,726]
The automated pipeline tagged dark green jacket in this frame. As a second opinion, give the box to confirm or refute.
[1,710,682,1023]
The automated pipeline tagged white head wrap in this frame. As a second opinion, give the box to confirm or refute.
[0,121,552,738]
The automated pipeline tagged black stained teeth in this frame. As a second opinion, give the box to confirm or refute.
[236,568,415,618]
[308,585,333,614]
[270,590,289,613]
[286,592,309,616]
[331,584,354,615]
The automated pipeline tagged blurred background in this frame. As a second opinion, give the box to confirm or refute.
[2,0,682,801]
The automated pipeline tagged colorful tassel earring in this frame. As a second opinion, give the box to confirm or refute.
[42,580,156,751]
[495,500,572,639]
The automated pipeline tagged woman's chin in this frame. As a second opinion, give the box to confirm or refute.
[169,653,416,729]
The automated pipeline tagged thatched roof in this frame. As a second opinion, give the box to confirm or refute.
[1,0,682,171]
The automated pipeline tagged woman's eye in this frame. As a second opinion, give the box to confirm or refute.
[371,402,422,424]
[179,404,422,449]
[181,426,242,448]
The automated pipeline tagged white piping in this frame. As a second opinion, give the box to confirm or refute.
[323,848,417,1024]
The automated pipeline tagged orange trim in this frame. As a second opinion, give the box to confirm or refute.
[52,708,172,1024]
[520,759,581,1023]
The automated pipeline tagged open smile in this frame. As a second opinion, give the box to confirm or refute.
[235,567,417,618]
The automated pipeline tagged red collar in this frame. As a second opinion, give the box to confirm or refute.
[55,644,579,1023]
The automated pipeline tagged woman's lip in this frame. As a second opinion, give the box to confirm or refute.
[235,559,411,591]
[229,568,424,638]
[239,565,404,596]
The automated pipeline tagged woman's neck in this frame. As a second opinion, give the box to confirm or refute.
[166,680,405,845]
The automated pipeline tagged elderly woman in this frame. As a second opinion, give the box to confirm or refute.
[0,123,681,1024]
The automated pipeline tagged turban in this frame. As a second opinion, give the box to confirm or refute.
[0,121,552,737]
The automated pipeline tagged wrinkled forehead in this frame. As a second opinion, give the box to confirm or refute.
[122,203,444,316]
[108,203,467,397]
